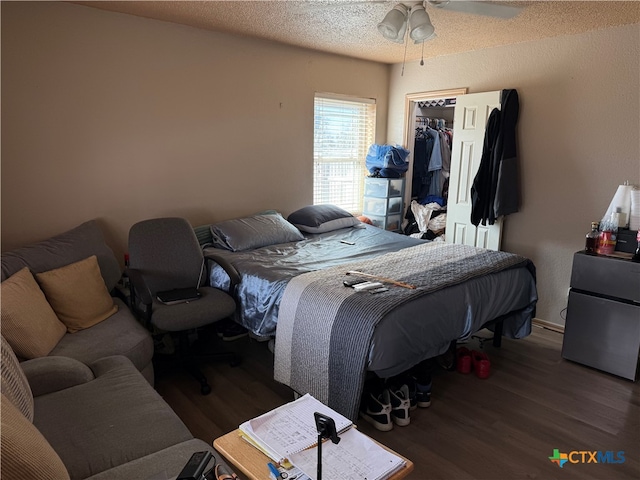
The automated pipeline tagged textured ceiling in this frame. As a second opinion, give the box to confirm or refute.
[72,1,640,64]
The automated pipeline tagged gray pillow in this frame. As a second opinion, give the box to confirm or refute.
[194,210,279,249]
[210,213,304,252]
[1,220,121,292]
[288,205,360,233]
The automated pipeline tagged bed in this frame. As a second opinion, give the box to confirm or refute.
[202,206,537,420]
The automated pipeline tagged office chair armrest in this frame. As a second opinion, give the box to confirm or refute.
[127,267,153,324]
[127,267,152,304]
[204,253,241,295]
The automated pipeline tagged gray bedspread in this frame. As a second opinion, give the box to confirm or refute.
[206,224,422,337]
[273,242,536,421]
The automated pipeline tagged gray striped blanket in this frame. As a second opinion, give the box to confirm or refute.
[273,242,532,421]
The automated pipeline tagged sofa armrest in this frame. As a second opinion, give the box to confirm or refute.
[21,356,95,397]
[89,355,140,378]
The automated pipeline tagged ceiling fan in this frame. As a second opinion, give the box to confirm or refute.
[378,1,524,44]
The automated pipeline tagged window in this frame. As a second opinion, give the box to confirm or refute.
[313,93,376,213]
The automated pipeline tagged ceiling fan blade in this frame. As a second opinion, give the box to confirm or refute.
[429,1,523,19]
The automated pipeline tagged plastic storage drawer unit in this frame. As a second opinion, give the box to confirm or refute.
[367,214,402,232]
[363,196,403,217]
[364,178,404,198]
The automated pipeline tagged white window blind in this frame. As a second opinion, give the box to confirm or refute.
[313,94,376,213]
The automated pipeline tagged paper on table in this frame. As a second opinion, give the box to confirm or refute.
[239,394,352,463]
[289,428,406,480]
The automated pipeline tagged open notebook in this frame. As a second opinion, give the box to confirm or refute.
[239,394,405,480]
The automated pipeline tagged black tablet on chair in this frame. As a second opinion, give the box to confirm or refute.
[156,288,201,305]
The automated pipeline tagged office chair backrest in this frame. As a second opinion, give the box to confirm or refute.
[128,217,205,295]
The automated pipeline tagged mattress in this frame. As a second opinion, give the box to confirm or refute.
[206,224,537,377]
[205,224,423,338]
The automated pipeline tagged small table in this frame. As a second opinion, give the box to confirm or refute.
[214,429,414,480]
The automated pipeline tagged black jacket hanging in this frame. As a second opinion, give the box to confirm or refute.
[470,89,520,226]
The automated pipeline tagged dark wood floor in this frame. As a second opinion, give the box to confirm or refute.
[156,326,640,480]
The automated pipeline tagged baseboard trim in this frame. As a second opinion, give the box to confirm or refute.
[533,318,564,334]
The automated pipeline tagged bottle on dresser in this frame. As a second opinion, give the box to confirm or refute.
[585,222,599,255]
[597,212,619,255]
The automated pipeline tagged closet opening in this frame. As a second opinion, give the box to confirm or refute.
[402,88,467,240]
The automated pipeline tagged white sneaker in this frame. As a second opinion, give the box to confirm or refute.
[389,385,411,426]
[360,389,393,432]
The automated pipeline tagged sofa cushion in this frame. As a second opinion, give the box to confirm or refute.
[33,355,192,479]
[1,267,67,358]
[1,336,34,421]
[49,297,153,375]
[1,393,70,480]
[35,255,118,333]
[1,220,121,292]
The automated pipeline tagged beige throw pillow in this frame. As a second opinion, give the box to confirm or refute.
[1,393,70,480]
[1,267,67,359]
[35,255,118,333]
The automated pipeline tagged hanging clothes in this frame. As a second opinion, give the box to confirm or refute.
[426,127,443,198]
[470,89,520,226]
[439,130,452,181]
[411,128,434,200]
[493,89,520,218]
[412,115,453,205]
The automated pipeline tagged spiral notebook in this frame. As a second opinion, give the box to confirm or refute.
[239,394,352,463]
[238,394,405,479]
[289,428,406,480]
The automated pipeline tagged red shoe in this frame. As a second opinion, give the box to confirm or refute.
[456,347,472,374]
[471,350,491,379]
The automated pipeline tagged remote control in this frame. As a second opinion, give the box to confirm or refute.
[343,279,367,287]
[369,287,389,294]
[353,281,383,291]
[176,451,212,480]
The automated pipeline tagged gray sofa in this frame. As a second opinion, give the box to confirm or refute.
[0,220,234,479]
[1,220,154,383]
[1,336,226,479]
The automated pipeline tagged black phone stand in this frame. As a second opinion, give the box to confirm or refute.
[314,412,341,480]
[176,451,213,480]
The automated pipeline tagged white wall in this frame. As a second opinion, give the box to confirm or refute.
[3,2,639,326]
[387,24,640,326]
[1,1,390,259]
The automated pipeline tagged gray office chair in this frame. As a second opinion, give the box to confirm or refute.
[127,217,238,394]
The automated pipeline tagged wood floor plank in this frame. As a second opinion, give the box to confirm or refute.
[156,327,640,479]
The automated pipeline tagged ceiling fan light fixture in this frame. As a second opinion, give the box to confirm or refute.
[409,4,435,42]
[414,31,437,45]
[391,20,408,44]
[377,3,409,42]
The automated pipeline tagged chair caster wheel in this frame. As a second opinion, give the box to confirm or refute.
[201,384,211,395]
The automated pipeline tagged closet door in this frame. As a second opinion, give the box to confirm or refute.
[446,91,502,250]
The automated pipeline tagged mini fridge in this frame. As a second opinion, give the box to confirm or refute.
[562,252,640,381]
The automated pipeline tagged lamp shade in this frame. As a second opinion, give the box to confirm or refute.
[414,32,437,44]
[378,4,409,42]
[409,4,435,42]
